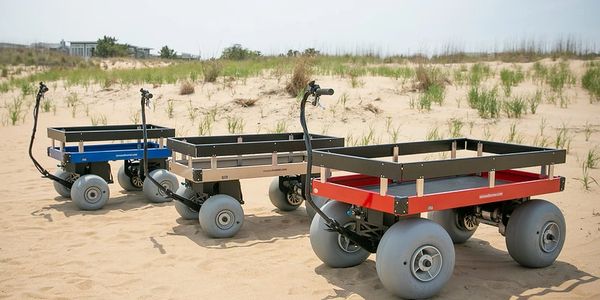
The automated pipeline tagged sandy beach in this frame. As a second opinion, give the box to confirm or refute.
[1,59,600,299]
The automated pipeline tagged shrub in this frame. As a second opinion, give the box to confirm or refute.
[179,81,195,95]
[220,44,261,60]
[233,98,258,107]
[414,65,446,91]
[203,61,222,83]
[285,58,312,97]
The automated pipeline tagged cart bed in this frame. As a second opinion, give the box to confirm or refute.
[312,138,566,215]
[363,175,510,196]
[48,142,170,164]
[48,124,175,142]
[168,133,343,182]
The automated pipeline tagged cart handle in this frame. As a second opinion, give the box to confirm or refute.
[28,82,73,188]
[300,81,379,253]
[139,88,201,210]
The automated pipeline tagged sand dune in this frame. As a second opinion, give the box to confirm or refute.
[1,59,600,299]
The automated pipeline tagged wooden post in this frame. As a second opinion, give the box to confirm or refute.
[320,167,330,183]
[451,141,457,159]
[489,170,496,188]
[210,155,217,169]
[380,177,388,196]
[416,177,424,197]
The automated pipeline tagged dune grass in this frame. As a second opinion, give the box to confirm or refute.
[500,67,525,96]
[468,86,500,118]
[582,62,600,102]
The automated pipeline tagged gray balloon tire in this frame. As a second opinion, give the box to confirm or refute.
[70,174,110,211]
[309,201,370,268]
[174,185,199,220]
[427,209,477,244]
[53,169,73,198]
[306,195,329,221]
[117,164,141,191]
[142,169,178,203]
[505,199,566,268]
[268,177,302,211]
[376,218,455,299]
[198,194,244,238]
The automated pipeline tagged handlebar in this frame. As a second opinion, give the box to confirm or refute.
[315,88,334,96]
[305,80,334,106]
[37,82,48,98]
[140,88,153,99]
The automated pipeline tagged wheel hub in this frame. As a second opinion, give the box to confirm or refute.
[84,186,102,204]
[216,210,235,230]
[411,245,443,282]
[286,193,303,206]
[67,173,80,184]
[456,211,478,231]
[158,180,173,196]
[337,222,361,254]
[131,176,143,188]
[539,221,560,253]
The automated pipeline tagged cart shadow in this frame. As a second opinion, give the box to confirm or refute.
[168,209,311,249]
[314,237,598,300]
[33,191,173,218]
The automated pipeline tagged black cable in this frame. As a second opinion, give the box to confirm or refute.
[28,82,72,188]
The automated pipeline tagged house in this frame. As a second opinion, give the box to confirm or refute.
[69,41,97,58]
[69,41,151,58]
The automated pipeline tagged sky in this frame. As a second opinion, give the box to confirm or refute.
[1,0,599,58]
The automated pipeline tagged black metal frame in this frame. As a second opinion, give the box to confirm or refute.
[48,124,175,142]
[168,133,344,158]
[314,138,566,181]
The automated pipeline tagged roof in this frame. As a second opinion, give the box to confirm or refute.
[69,41,97,45]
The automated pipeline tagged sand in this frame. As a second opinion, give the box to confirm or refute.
[1,59,599,299]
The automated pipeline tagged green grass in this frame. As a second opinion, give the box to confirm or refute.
[546,61,576,93]
[227,116,245,133]
[447,118,463,137]
[469,63,493,86]
[90,114,107,126]
[6,96,24,125]
[272,120,288,133]
[468,86,500,118]
[505,122,523,143]
[41,97,53,112]
[426,126,443,141]
[528,90,542,114]
[500,67,524,96]
[555,124,572,152]
[582,62,600,102]
[585,147,600,169]
[574,163,599,191]
[166,99,175,119]
[503,97,527,118]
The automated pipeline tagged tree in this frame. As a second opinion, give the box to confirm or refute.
[95,36,128,57]
[221,44,261,60]
[159,45,177,59]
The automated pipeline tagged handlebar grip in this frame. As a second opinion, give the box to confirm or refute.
[316,88,334,96]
